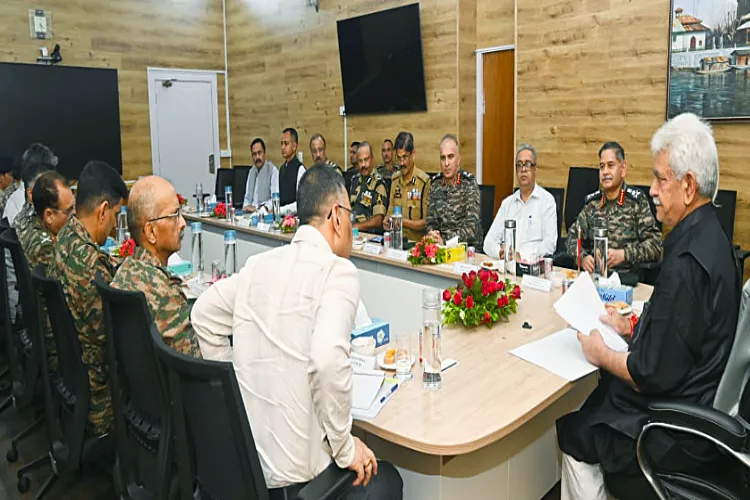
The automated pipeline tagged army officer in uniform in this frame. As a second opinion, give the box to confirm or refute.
[350,142,388,232]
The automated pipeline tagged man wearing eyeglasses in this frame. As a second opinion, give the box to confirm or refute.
[350,142,388,232]
[192,165,403,499]
[383,131,431,242]
[566,142,662,274]
[111,176,202,358]
[484,144,558,259]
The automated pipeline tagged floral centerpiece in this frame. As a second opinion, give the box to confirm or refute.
[408,236,446,265]
[119,238,135,258]
[442,269,521,328]
[211,202,227,218]
[177,194,188,206]
[280,215,298,233]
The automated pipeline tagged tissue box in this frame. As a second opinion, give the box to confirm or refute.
[442,244,466,263]
[516,259,542,278]
[168,261,194,277]
[352,319,390,348]
[597,285,634,305]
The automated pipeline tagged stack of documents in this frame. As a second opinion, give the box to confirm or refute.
[351,369,399,421]
[509,272,629,381]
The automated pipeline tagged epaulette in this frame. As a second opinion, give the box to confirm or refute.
[392,170,403,180]
[460,170,475,181]
[585,190,602,204]
[415,169,431,183]
[624,186,642,200]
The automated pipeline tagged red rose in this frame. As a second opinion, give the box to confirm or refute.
[443,289,452,301]
[467,276,475,288]
[497,281,506,292]
[497,295,509,308]
[481,283,489,297]
[483,311,491,323]
[469,270,477,279]
[466,295,474,309]
[492,271,499,282]
[511,285,522,300]
[453,291,463,306]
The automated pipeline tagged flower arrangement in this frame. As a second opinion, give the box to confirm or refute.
[119,238,135,258]
[280,215,298,233]
[408,236,446,265]
[177,194,187,206]
[442,269,522,328]
[211,202,227,218]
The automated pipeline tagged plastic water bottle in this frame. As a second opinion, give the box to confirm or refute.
[196,183,204,214]
[422,288,442,390]
[504,219,516,276]
[272,192,281,223]
[116,206,128,245]
[391,206,403,250]
[224,230,237,276]
[593,227,608,282]
[191,222,204,273]
[224,186,234,222]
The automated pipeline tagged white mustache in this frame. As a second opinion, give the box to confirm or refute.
[602,176,613,181]
[652,197,661,206]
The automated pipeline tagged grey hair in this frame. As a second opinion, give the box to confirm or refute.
[516,144,537,164]
[440,134,459,152]
[356,141,373,157]
[650,113,718,201]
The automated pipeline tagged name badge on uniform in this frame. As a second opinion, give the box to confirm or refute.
[361,191,373,207]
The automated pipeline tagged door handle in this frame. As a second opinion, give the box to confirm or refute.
[208,154,215,174]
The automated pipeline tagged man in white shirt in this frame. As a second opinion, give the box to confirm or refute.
[192,165,403,499]
[483,144,558,259]
[242,137,279,213]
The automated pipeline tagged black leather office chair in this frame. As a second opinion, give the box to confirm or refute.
[343,169,357,196]
[95,274,176,500]
[150,321,356,500]
[0,230,45,463]
[627,280,750,500]
[714,189,750,282]
[547,187,565,247]
[232,165,252,210]
[215,168,234,203]
[628,184,663,286]
[479,184,496,239]
[553,167,600,268]
[20,266,113,497]
[0,220,13,401]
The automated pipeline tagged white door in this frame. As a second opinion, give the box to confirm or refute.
[147,69,220,197]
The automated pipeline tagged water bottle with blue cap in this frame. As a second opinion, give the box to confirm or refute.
[392,205,403,250]
[224,186,234,222]
[191,222,204,273]
[224,230,237,276]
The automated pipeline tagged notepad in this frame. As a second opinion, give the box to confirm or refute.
[352,376,399,421]
[352,369,385,410]
[510,328,598,381]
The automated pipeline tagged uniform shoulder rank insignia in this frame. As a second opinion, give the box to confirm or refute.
[461,170,474,180]
[41,234,52,244]
[625,186,641,200]
[584,190,602,204]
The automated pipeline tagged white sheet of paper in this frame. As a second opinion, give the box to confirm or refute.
[553,272,628,352]
[352,369,385,410]
[510,328,598,381]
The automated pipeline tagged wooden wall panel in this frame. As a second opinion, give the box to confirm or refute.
[226,0,463,175]
[515,0,750,258]
[0,0,226,180]
[477,0,515,49]
[458,0,477,172]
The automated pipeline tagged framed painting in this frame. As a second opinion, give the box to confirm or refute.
[667,0,750,120]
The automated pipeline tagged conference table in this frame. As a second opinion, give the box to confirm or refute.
[181,213,653,500]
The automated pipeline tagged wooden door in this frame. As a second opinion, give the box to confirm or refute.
[482,49,515,214]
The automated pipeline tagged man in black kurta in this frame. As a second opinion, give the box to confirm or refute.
[556,113,741,500]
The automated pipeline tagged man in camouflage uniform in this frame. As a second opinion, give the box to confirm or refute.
[350,141,388,232]
[13,162,56,238]
[383,132,431,242]
[376,139,398,181]
[426,134,483,248]
[310,133,343,176]
[566,142,662,274]
[52,161,128,435]
[111,176,202,357]
[0,155,17,215]
[19,171,75,371]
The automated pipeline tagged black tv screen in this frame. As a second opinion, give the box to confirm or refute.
[337,4,427,115]
[0,62,122,179]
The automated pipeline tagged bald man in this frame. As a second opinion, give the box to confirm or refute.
[110,176,201,357]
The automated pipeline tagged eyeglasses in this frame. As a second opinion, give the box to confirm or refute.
[54,204,75,217]
[147,206,183,224]
[396,152,412,163]
[327,204,355,223]
[515,161,537,172]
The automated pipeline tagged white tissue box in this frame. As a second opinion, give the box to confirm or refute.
[352,319,390,348]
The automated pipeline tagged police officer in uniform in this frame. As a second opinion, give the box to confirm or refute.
[383,132,431,242]
[566,142,662,274]
[350,141,388,232]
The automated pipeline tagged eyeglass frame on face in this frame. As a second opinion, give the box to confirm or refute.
[54,203,76,217]
[327,203,355,223]
[515,161,537,172]
[147,206,183,224]
[396,152,412,164]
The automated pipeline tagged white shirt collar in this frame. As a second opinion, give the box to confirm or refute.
[291,225,333,254]
[514,183,539,202]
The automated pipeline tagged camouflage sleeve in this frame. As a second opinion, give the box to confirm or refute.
[78,253,114,348]
[425,183,439,234]
[37,242,55,273]
[150,276,202,358]
[566,205,591,259]
[373,181,388,218]
[623,197,663,265]
[452,179,482,245]
[422,177,432,219]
